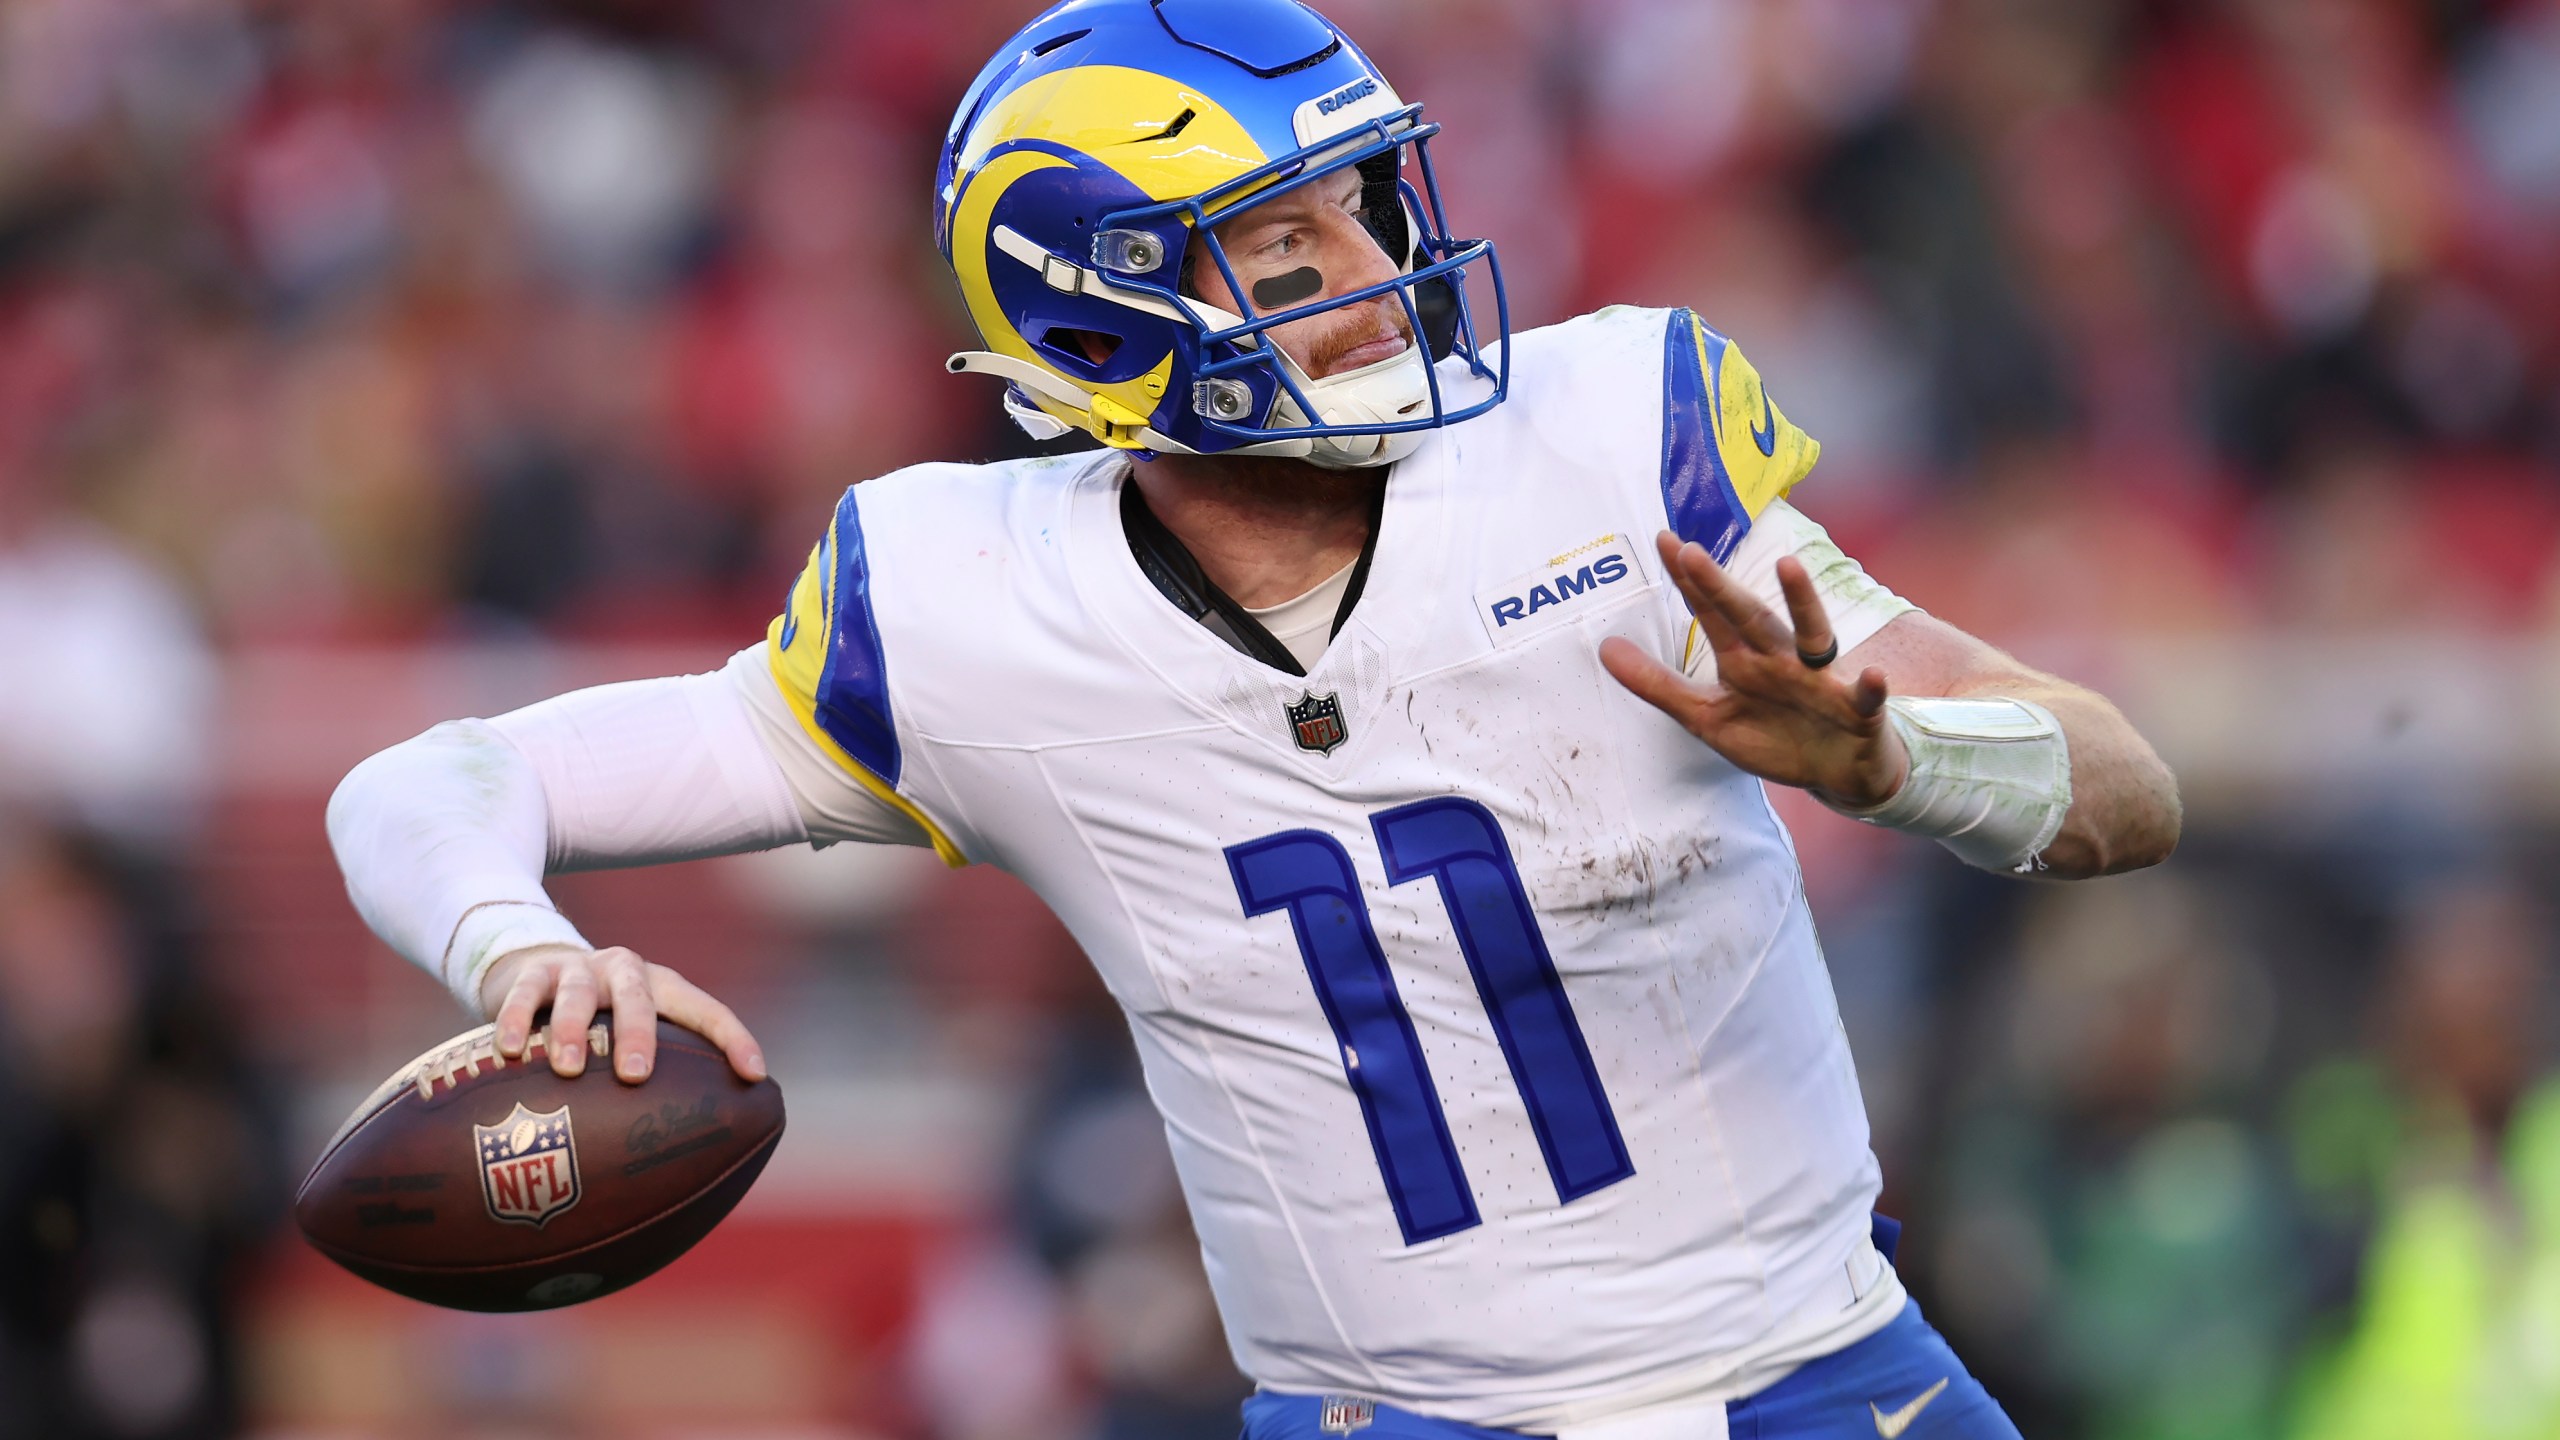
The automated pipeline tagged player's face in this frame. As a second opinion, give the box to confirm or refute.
[1192,167,1413,380]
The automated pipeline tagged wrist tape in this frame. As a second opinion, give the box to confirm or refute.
[1825,697,2072,873]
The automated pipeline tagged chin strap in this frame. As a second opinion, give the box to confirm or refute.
[949,349,1332,460]
[946,345,1421,467]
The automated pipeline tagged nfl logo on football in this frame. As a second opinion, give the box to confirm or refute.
[1318,1396,1375,1435]
[474,1102,582,1227]
[1286,691,1348,756]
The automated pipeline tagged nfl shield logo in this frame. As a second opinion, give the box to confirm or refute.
[1318,1397,1374,1435]
[1285,691,1348,756]
[474,1102,582,1228]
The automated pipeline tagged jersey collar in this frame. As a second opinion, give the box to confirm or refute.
[1066,435,1455,752]
[1117,475,1387,678]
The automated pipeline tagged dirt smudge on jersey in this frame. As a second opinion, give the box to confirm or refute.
[1527,831,1719,926]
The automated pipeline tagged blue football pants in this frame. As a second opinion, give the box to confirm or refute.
[1240,1298,2021,1440]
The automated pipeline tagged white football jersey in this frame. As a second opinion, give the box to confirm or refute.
[764,306,1906,1427]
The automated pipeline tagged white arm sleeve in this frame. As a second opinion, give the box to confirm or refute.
[326,656,816,1012]
[1686,498,1917,677]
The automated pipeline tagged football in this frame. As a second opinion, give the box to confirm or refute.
[294,1015,784,1312]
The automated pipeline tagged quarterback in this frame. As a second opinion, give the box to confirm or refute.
[329,2,2179,1436]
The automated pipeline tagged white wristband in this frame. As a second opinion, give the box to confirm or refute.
[444,901,590,1015]
[1825,697,2072,872]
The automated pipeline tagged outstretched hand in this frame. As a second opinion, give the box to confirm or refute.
[1599,532,1909,809]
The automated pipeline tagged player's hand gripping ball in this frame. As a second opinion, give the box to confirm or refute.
[294,1015,784,1311]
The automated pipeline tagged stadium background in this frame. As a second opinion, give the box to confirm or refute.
[3,0,2559,1435]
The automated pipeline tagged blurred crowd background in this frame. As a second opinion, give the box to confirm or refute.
[3,0,2558,1436]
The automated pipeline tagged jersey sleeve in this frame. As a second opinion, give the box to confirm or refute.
[1656,309,1821,563]
[764,484,970,866]
[726,646,936,850]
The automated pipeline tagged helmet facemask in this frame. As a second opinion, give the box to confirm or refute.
[1138,117,1502,468]
[1158,152,1470,469]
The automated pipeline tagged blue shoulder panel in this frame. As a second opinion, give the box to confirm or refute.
[814,486,902,787]
[1659,308,1751,562]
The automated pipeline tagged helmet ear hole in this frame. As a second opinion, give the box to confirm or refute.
[1032,325,1125,377]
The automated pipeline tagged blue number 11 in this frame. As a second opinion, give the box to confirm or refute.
[1225,797,1635,1244]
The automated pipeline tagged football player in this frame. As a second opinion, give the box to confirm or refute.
[329,2,2180,1435]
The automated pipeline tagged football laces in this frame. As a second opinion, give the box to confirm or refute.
[411,1023,613,1102]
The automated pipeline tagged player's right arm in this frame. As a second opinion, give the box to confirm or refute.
[333,480,978,1084]
[327,646,929,1085]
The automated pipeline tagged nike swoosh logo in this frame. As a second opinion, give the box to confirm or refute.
[779,605,800,651]
[1872,1378,1949,1439]
[1748,388,1777,458]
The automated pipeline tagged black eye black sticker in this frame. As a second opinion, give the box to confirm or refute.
[1252,266,1323,311]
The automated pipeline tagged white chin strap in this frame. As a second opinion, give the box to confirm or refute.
[950,338,1432,469]
[1266,343,1432,469]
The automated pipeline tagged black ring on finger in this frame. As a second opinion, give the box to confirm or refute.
[1797,638,1840,670]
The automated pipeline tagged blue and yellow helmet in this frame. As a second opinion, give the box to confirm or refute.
[935,0,1508,468]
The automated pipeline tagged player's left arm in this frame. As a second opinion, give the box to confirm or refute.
[1601,533,2181,880]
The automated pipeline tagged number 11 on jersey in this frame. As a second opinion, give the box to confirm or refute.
[1226,798,1635,1245]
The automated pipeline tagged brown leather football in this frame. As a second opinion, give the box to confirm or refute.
[295,1015,784,1311]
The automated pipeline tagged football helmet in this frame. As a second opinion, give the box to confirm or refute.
[934,0,1509,468]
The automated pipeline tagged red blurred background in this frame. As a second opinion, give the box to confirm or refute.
[3,0,2559,1437]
